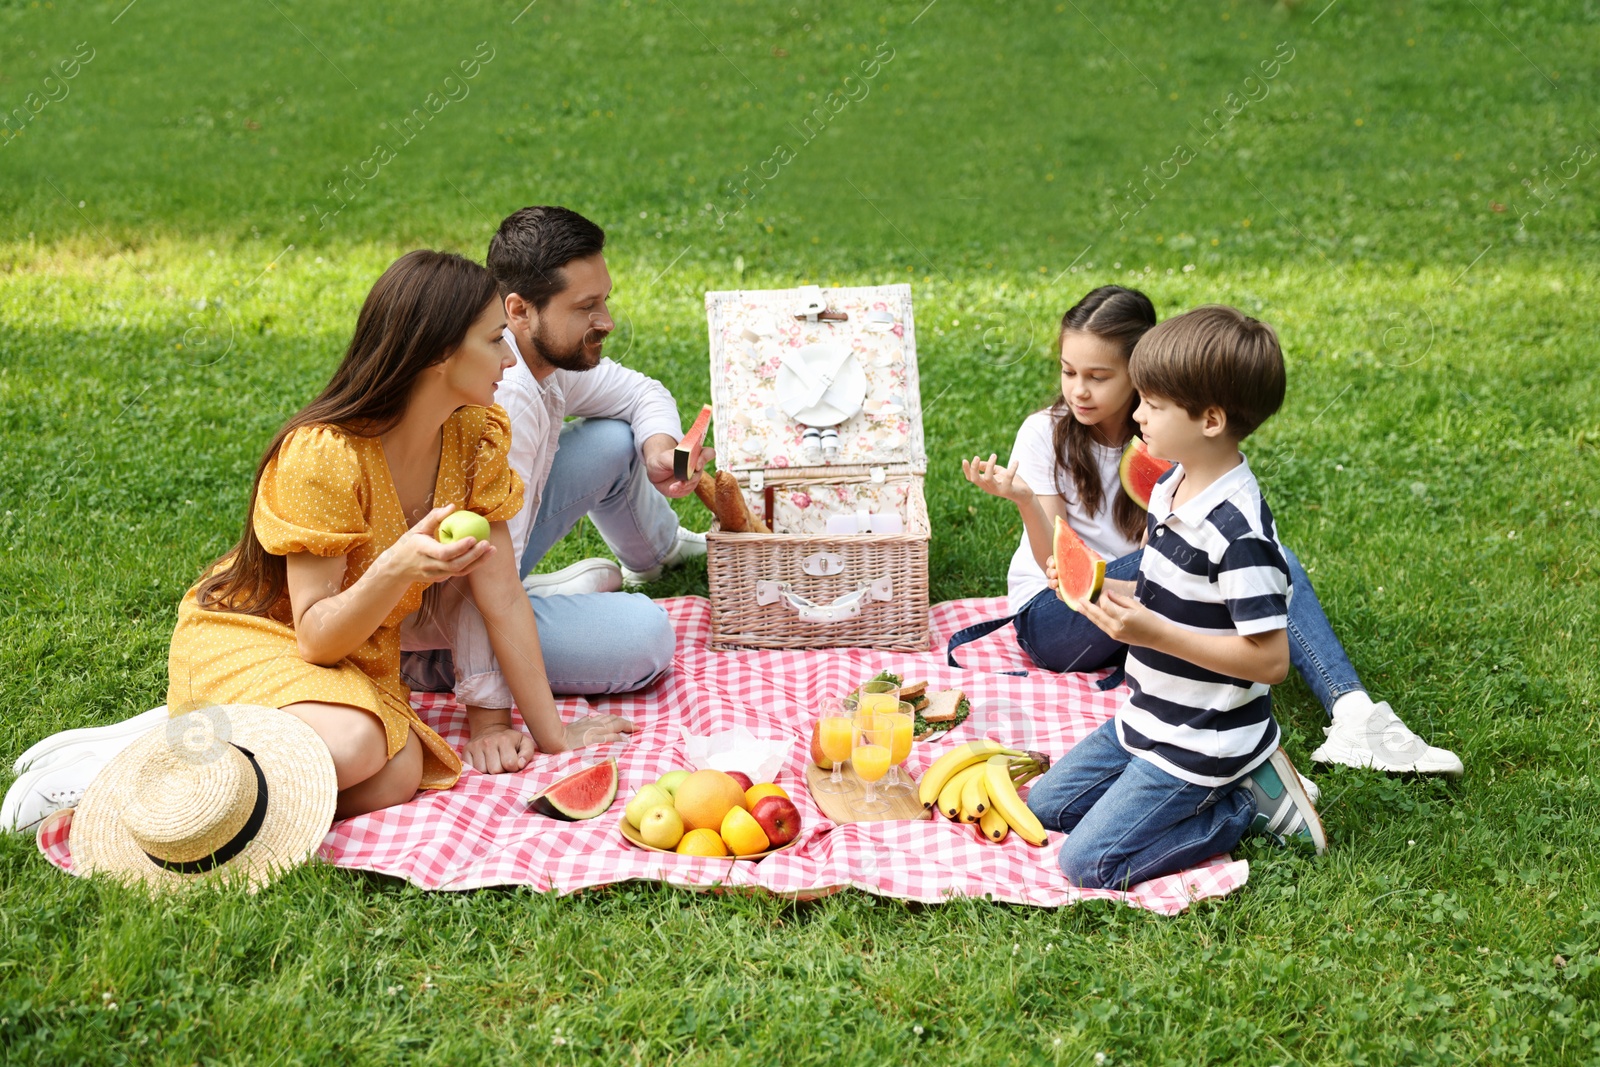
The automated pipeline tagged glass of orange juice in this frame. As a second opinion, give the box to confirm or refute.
[815,697,855,795]
[854,680,899,726]
[880,701,916,796]
[852,720,894,814]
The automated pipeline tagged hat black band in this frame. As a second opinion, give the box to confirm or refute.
[145,745,269,875]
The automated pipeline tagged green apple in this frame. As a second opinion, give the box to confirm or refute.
[638,804,684,850]
[438,510,491,544]
[624,783,673,828]
[655,769,692,797]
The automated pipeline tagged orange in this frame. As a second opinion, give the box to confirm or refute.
[720,807,770,856]
[675,828,729,856]
[673,769,747,832]
[745,783,789,806]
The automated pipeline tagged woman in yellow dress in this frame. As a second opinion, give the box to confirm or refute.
[167,250,633,818]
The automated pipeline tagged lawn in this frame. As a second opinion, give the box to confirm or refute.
[3,0,1600,1063]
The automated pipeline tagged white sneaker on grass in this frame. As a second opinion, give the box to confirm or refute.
[619,527,706,586]
[1313,694,1463,777]
[2,758,106,834]
[1240,747,1327,854]
[522,558,624,598]
[12,705,169,775]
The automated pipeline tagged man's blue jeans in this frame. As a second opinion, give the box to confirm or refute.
[1026,719,1256,889]
[400,419,678,697]
[1014,545,1363,717]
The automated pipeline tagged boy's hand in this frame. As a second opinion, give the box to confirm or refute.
[1101,578,1137,599]
[962,454,1032,504]
[1079,591,1167,648]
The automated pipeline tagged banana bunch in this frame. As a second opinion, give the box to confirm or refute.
[918,739,1051,846]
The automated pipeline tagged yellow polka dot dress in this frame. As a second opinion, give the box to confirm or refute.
[166,405,524,791]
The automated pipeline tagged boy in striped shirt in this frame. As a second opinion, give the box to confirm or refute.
[1028,305,1325,890]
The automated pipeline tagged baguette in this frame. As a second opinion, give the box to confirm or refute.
[710,470,770,534]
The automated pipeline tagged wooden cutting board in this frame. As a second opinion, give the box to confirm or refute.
[805,763,931,824]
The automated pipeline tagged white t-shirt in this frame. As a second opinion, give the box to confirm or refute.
[1004,409,1143,615]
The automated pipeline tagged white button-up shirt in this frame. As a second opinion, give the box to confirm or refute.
[494,328,684,560]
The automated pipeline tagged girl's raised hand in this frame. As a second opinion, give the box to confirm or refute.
[379,504,496,586]
[962,454,1032,503]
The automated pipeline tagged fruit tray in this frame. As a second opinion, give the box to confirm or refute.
[617,817,799,861]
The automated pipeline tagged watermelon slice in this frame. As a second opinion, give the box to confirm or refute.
[1118,436,1175,511]
[528,758,618,821]
[1053,516,1106,612]
[674,404,713,481]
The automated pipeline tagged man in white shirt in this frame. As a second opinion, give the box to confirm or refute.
[399,206,709,773]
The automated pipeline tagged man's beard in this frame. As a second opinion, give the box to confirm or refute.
[529,321,606,372]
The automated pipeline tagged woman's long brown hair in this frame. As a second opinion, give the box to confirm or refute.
[195,250,499,616]
[1047,285,1158,545]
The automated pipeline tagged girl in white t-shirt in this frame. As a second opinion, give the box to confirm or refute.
[959,285,1462,776]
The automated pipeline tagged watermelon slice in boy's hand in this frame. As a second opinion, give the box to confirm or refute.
[1118,435,1175,511]
[674,404,713,481]
[1053,516,1106,613]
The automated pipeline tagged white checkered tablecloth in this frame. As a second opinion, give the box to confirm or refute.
[39,597,1248,914]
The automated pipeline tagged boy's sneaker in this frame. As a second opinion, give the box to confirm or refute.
[620,527,706,586]
[1312,697,1463,777]
[1240,747,1327,854]
[522,558,623,598]
[2,758,106,834]
[12,705,169,775]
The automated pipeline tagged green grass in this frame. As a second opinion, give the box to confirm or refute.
[3,0,1600,1063]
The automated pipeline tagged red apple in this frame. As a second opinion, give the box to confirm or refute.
[809,721,835,770]
[726,771,754,792]
[749,795,801,847]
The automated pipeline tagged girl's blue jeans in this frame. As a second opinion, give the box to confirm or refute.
[1013,545,1364,719]
[1026,718,1256,888]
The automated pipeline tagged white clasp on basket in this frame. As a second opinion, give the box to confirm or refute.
[802,552,845,576]
[794,285,827,321]
[754,578,894,624]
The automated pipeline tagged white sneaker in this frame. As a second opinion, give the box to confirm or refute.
[1312,699,1463,776]
[2,758,106,834]
[619,527,706,586]
[522,558,624,598]
[12,705,169,774]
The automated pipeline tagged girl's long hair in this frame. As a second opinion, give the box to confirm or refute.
[195,250,499,616]
[1047,285,1158,544]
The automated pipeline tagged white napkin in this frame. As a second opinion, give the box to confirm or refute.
[680,725,793,784]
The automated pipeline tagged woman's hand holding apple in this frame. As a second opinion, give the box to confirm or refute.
[379,504,495,586]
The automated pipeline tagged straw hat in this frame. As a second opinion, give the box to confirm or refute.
[70,704,337,892]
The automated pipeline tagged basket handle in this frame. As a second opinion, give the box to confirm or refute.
[754,577,894,624]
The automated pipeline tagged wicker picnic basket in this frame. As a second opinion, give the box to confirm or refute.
[703,283,930,652]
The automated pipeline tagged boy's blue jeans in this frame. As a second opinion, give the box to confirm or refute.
[1027,719,1256,889]
[1015,545,1363,717]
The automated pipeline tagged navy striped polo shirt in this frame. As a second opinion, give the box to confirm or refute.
[1115,455,1292,787]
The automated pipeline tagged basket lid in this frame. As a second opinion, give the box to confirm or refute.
[705,283,925,474]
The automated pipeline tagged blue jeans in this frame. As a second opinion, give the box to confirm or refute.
[400,419,678,698]
[1015,545,1363,718]
[1027,719,1256,889]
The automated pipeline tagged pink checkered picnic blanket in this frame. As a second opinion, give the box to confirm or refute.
[39,597,1247,914]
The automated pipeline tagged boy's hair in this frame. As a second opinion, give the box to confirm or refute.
[486,205,606,310]
[1129,305,1285,440]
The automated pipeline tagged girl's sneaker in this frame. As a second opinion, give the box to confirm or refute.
[1240,747,1327,854]
[1313,697,1463,776]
